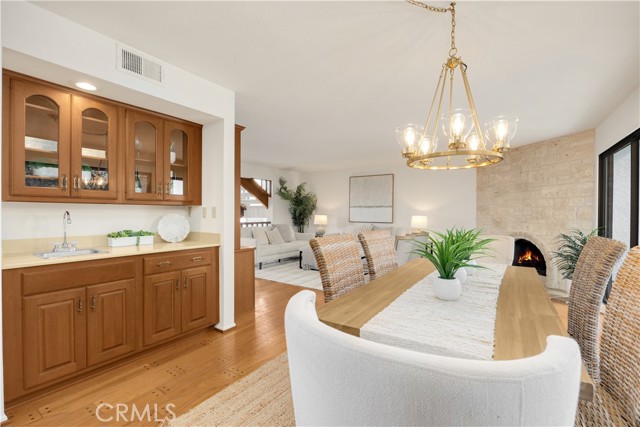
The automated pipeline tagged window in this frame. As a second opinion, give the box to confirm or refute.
[598,128,640,273]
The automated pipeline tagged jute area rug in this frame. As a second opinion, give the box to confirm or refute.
[169,354,295,427]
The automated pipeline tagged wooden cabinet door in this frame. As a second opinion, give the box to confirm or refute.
[87,279,135,366]
[143,271,181,346]
[181,266,215,332]
[125,110,163,201]
[23,288,86,388]
[163,121,195,203]
[71,96,119,200]
[10,79,71,198]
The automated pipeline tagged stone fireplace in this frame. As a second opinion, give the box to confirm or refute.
[477,130,595,294]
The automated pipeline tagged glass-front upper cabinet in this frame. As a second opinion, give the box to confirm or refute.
[164,121,195,202]
[126,110,163,201]
[10,80,71,197]
[71,96,118,199]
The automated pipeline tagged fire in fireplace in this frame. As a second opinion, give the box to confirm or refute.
[512,239,546,276]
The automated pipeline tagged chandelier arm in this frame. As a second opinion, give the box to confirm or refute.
[423,64,447,139]
[431,65,448,148]
[459,63,487,150]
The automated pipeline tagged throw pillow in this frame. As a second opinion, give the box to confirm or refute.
[274,224,295,242]
[252,228,270,246]
[359,224,374,234]
[265,228,285,245]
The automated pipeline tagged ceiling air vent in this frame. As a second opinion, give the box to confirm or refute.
[116,44,163,84]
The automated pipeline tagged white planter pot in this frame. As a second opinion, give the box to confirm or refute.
[432,277,462,301]
[108,235,154,247]
[465,259,477,276]
[454,268,467,284]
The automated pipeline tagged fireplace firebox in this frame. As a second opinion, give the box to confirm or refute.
[512,238,547,276]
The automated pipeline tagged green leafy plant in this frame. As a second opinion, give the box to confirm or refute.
[107,229,155,238]
[412,228,495,279]
[551,228,599,280]
[276,177,317,233]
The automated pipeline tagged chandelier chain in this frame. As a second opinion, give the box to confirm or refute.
[405,1,457,57]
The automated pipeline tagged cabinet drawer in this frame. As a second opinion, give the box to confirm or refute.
[22,259,137,296]
[143,250,211,275]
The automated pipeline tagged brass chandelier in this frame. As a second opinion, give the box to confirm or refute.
[397,1,518,170]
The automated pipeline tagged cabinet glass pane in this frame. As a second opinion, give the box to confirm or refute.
[134,122,157,194]
[25,95,60,188]
[169,129,188,196]
[81,108,109,191]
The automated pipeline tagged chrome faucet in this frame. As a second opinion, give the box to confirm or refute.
[53,211,76,252]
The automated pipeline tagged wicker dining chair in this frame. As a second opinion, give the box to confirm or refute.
[576,246,640,426]
[310,234,366,303]
[568,236,626,383]
[358,229,398,280]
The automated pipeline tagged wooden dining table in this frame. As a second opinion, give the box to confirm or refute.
[316,257,594,401]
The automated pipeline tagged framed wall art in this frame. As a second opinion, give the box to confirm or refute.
[349,174,394,223]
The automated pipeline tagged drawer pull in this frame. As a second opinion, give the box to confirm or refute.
[76,298,83,313]
[192,256,204,262]
[90,296,96,311]
[157,261,172,267]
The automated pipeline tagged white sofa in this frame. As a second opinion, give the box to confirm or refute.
[240,224,314,269]
[285,290,582,426]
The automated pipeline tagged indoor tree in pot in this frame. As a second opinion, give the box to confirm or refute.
[276,177,317,233]
[412,228,494,301]
[551,228,599,293]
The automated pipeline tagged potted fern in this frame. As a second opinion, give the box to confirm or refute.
[551,228,599,292]
[412,228,494,301]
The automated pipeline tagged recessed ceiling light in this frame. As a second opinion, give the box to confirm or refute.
[75,82,97,91]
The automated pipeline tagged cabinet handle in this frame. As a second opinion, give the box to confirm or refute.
[165,182,170,194]
[90,296,96,311]
[61,175,68,191]
[183,277,188,289]
[157,261,172,267]
[157,182,163,195]
[73,175,80,191]
[176,279,180,290]
[192,256,204,262]
[76,298,83,313]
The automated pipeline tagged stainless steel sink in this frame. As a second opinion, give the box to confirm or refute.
[33,249,106,259]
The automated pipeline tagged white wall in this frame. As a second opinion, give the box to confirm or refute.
[1,0,237,337]
[241,162,301,226]
[303,165,476,235]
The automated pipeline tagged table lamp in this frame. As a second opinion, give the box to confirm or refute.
[410,215,428,235]
[314,214,328,237]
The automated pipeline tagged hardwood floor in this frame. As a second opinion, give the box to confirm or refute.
[2,278,571,427]
[2,279,323,427]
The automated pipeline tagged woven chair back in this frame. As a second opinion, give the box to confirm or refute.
[358,230,398,280]
[599,245,640,424]
[310,234,365,303]
[568,236,626,382]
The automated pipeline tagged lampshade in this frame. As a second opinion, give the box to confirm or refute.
[314,215,328,226]
[411,215,428,230]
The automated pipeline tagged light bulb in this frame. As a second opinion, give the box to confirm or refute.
[495,120,509,142]
[418,136,432,155]
[396,124,424,157]
[451,113,465,138]
[403,128,416,147]
[467,133,480,151]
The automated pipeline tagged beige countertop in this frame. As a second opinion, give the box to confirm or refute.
[2,232,220,270]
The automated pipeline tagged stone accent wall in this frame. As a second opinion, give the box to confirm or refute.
[477,129,596,289]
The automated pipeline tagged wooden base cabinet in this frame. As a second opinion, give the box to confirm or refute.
[142,251,218,347]
[3,247,219,403]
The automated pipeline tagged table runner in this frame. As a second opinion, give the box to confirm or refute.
[360,263,508,360]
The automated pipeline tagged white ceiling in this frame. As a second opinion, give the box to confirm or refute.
[33,1,640,172]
